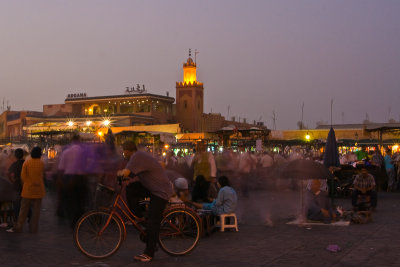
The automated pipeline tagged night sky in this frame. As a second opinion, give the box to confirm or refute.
[1,0,399,129]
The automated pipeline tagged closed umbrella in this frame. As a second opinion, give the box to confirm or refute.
[323,127,340,199]
[323,127,340,168]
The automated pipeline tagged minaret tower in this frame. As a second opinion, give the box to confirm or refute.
[176,49,204,132]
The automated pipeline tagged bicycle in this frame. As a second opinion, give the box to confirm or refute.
[74,176,201,259]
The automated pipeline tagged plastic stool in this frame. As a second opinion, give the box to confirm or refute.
[218,213,239,232]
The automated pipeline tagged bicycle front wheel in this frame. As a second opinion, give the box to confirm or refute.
[159,209,201,256]
[74,210,124,259]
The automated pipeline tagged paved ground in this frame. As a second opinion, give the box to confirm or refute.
[1,190,400,267]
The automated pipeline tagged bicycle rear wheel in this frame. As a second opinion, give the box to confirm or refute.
[159,209,201,256]
[74,210,124,259]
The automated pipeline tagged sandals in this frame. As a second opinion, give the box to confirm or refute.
[134,254,152,262]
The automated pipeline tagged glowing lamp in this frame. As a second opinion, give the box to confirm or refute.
[86,121,92,126]
[97,131,103,137]
[305,134,310,141]
[164,144,169,150]
[67,121,74,127]
[102,120,111,126]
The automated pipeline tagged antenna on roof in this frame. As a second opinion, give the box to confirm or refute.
[330,99,333,127]
[195,49,199,64]
[272,111,277,130]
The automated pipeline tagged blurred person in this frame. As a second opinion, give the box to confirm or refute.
[185,148,196,167]
[288,147,303,161]
[0,148,9,176]
[192,143,217,198]
[57,134,89,227]
[164,150,177,170]
[260,151,274,169]
[7,148,25,222]
[394,152,400,189]
[352,168,377,211]
[8,147,45,233]
[175,151,192,185]
[176,151,186,166]
[339,153,348,165]
[385,150,396,192]
[191,175,212,203]
[238,149,256,198]
[119,140,173,262]
[273,151,286,165]
[371,149,384,169]
[347,152,357,164]
[371,148,385,191]
[1,149,16,177]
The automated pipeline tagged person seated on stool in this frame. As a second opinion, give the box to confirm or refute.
[182,176,237,216]
[352,168,377,211]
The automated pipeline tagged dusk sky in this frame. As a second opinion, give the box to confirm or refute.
[1,0,399,130]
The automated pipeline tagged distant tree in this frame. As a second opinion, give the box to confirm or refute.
[388,118,396,123]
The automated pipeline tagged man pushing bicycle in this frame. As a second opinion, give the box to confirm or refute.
[119,141,173,262]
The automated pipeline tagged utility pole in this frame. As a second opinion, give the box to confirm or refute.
[330,99,333,127]
[301,102,304,130]
[272,111,277,130]
[195,49,199,64]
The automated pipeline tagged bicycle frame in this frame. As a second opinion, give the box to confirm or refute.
[98,188,146,240]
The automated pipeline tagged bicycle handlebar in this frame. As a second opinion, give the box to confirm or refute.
[117,172,136,185]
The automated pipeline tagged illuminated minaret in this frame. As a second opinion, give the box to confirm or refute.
[176,49,204,132]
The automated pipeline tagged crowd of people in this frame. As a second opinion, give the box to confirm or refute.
[1,137,400,260]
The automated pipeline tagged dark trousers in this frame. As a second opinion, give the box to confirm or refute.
[352,189,377,207]
[126,182,168,257]
[15,198,42,233]
[61,175,89,228]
